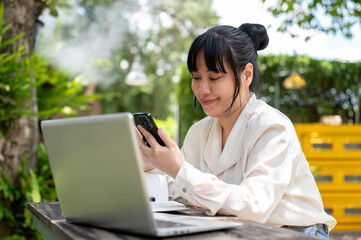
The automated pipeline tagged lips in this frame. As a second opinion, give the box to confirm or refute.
[200,98,217,106]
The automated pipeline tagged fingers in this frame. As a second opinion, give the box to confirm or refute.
[134,127,145,146]
[134,127,155,172]
[134,126,141,139]
[137,125,159,149]
[158,128,176,148]
[136,126,183,178]
[137,125,176,149]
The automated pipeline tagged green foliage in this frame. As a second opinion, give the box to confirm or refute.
[154,116,177,141]
[0,143,57,239]
[0,4,23,49]
[43,0,58,17]
[258,55,361,123]
[1,2,100,126]
[36,66,102,121]
[0,3,46,126]
[0,3,99,238]
[0,49,48,123]
[262,0,361,39]
[37,0,219,121]
[0,45,48,126]
[36,143,57,201]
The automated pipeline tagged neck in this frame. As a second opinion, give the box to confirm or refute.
[220,92,251,149]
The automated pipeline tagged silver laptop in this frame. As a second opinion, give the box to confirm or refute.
[41,113,242,237]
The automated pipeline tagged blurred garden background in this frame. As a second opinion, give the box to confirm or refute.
[0,0,360,239]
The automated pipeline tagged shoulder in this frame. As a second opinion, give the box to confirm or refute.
[186,116,214,137]
[181,116,214,162]
[249,98,293,130]
[246,98,296,142]
[182,116,216,149]
[244,98,301,157]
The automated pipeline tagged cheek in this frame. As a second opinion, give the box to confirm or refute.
[191,81,198,94]
[219,80,235,97]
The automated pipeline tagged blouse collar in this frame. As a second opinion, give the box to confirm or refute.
[204,93,258,175]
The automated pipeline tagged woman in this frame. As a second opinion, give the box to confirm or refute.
[136,23,336,239]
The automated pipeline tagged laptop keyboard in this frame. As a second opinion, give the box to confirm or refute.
[155,219,193,228]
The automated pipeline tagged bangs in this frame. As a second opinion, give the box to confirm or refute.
[187,32,231,74]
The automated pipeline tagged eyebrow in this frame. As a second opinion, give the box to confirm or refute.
[193,69,223,73]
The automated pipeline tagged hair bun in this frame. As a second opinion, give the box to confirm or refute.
[239,23,269,51]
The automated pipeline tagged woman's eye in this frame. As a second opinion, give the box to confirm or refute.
[192,76,201,80]
[210,76,221,81]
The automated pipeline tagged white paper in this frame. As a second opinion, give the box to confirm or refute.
[150,201,187,212]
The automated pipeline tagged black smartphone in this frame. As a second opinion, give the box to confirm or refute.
[133,112,165,147]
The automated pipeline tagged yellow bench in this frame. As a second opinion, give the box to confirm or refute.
[294,123,361,231]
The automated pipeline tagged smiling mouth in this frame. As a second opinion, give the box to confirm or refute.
[200,99,217,106]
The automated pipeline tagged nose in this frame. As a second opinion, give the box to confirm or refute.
[197,79,211,95]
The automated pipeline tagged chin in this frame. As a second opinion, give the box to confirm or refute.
[202,109,223,118]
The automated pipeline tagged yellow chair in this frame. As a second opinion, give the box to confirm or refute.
[294,123,361,231]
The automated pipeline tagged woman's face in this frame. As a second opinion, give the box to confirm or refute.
[191,51,242,119]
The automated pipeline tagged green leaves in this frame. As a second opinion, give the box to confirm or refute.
[1,2,99,124]
[0,168,18,203]
[43,0,59,17]
[258,55,361,123]
[0,143,57,239]
[36,69,102,121]
[0,3,24,49]
[0,3,47,124]
[262,0,360,39]
[0,48,48,123]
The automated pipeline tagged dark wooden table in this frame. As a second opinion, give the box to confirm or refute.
[28,202,317,240]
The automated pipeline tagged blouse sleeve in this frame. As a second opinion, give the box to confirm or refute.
[172,123,296,223]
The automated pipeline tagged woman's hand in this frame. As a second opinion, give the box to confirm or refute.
[136,125,184,179]
[134,127,156,172]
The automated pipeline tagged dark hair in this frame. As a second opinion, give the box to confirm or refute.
[187,23,269,111]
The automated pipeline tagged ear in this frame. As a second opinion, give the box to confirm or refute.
[242,63,253,87]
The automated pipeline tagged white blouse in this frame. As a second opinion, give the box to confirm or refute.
[170,93,336,230]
